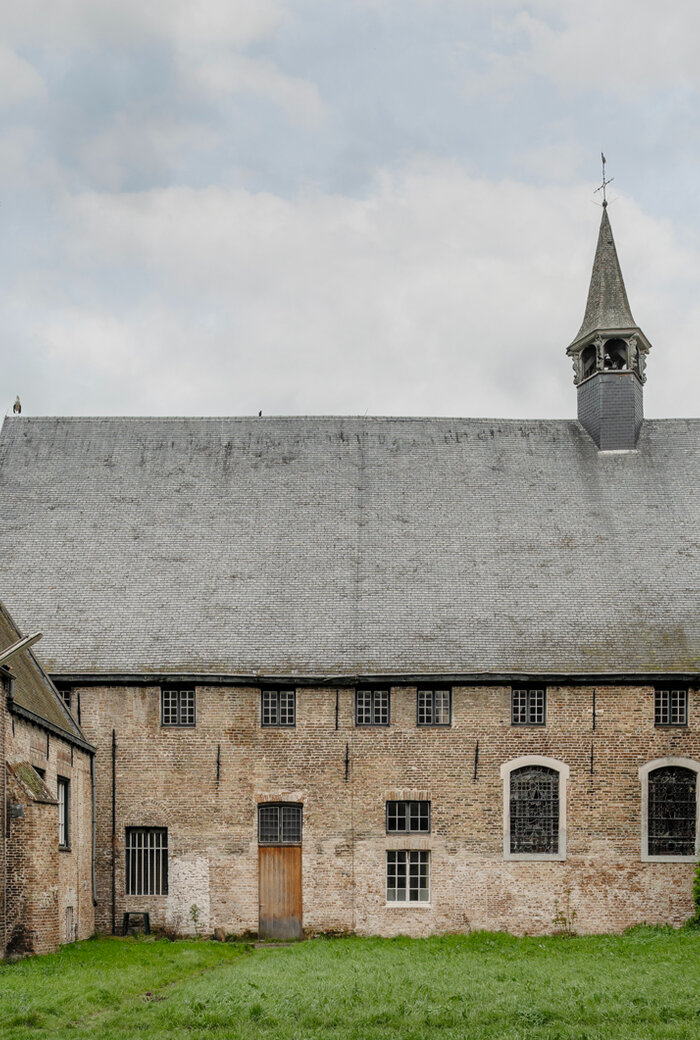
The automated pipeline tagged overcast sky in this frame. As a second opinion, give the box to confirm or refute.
[2,0,700,420]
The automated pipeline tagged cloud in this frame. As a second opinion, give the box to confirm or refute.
[8,161,694,420]
[463,0,700,99]
[186,54,327,129]
[0,44,46,107]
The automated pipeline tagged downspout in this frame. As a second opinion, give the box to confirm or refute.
[111,730,116,935]
[90,753,97,909]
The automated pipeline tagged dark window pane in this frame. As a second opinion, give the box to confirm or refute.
[648,767,696,856]
[510,766,559,854]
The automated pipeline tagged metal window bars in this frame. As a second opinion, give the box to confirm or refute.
[125,828,168,895]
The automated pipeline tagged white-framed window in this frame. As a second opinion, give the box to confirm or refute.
[261,689,296,727]
[500,756,569,861]
[57,777,70,849]
[126,828,168,895]
[639,758,700,862]
[161,687,196,727]
[654,688,688,727]
[356,688,390,726]
[386,850,430,903]
[417,687,451,726]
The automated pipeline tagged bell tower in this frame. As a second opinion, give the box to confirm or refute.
[567,197,651,450]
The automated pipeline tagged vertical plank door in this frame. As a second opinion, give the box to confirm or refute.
[258,845,302,939]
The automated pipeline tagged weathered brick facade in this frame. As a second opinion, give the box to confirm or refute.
[79,681,699,938]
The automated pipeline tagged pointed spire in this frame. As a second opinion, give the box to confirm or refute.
[570,205,636,347]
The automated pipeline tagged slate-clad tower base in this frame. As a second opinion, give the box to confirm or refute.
[577,370,644,450]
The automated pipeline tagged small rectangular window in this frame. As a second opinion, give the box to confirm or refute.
[258,803,303,844]
[386,800,430,833]
[261,689,296,727]
[356,688,390,726]
[161,687,196,727]
[511,687,546,726]
[654,688,688,727]
[125,828,168,895]
[57,777,69,848]
[417,688,451,726]
[386,850,430,902]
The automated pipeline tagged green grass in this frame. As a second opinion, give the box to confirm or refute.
[1,928,699,1039]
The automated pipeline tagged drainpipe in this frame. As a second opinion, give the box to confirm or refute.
[90,753,97,909]
[111,730,116,936]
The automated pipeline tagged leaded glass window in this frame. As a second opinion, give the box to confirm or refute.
[654,688,688,727]
[261,689,296,727]
[510,765,559,854]
[258,803,303,845]
[648,767,696,856]
[386,850,430,902]
[386,800,430,833]
[511,687,546,725]
[356,688,390,726]
[417,688,451,726]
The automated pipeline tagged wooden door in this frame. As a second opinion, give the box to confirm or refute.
[259,845,302,939]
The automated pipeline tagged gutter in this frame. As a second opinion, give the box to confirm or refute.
[7,700,96,754]
[51,670,700,688]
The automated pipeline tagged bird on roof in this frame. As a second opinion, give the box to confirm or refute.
[258,410,262,417]
[13,396,21,414]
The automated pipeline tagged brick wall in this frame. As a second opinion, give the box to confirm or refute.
[5,717,95,954]
[79,682,699,938]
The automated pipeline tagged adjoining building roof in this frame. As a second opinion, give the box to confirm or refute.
[0,600,92,748]
[570,206,638,347]
[0,415,698,678]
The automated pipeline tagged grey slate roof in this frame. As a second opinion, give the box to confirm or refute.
[0,600,91,746]
[570,206,637,347]
[0,415,698,678]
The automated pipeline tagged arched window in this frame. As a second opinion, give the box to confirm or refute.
[500,756,569,861]
[602,338,628,370]
[639,758,699,861]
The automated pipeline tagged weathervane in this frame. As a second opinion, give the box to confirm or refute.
[594,152,613,207]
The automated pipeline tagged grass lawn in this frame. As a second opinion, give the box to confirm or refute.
[1,928,699,1039]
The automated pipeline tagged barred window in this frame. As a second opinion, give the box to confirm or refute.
[57,777,69,848]
[356,688,390,726]
[648,767,696,856]
[386,850,430,902]
[417,688,451,726]
[258,803,303,845]
[126,828,168,895]
[655,688,688,727]
[386,800,430,834]
[510,766,559,855]
[161,687,196,727]
[511,687,546,725]
[261,689,296,727]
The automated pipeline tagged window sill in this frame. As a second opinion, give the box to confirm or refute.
[641,854,698,863]
[59,845,71,853]
[385,901,432,908]
[504,853,566,862]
